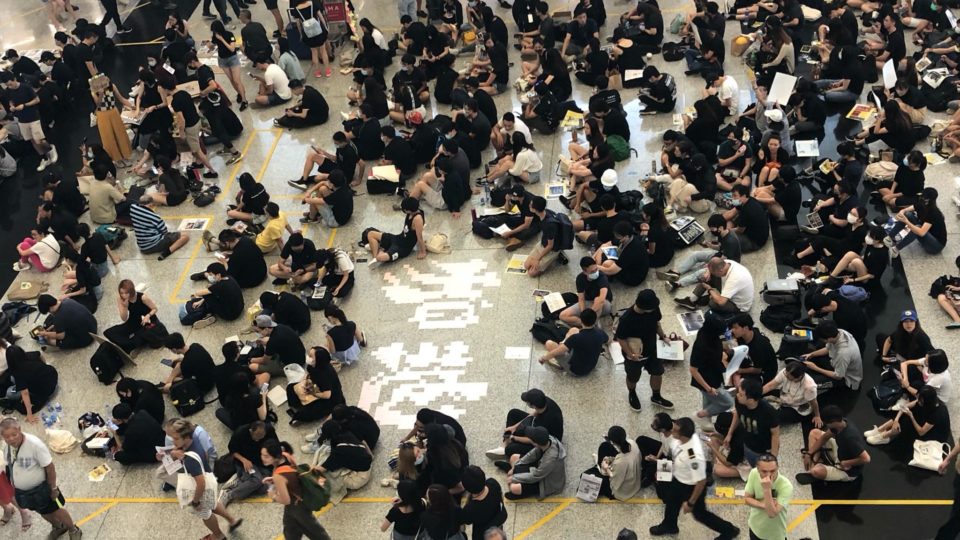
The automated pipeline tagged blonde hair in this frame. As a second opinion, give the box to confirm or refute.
[163,418,195,439]
[396,443,419,481]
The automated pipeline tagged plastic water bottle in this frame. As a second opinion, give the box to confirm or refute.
[481,184,490,206]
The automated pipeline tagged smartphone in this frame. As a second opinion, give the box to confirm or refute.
[160,358,174,367]
[260,382,269,395]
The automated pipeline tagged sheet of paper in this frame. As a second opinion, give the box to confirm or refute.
[882,59,897,89]
[656,459,674,482]
[267,385,288,407]
[608,340,625,365]
[505,255,528,274]
[178,218,209,231]
[767,73,797,105]
[657,339,685,361]
[504,347,531,360]
[490,224,512,236]
[677,311,705,337]
[723,345,750,385]
[543,292,567,313]
[795,140,820,157]
[240,345,252,355]
[88,463,111,482]
[371,165,399,182]
[225,335,240,344]
[624,69,644,81]
[161,453,183,476]
[949,9,958,29]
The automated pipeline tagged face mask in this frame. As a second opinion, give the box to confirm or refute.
[903,157,910,166]
[361,69,371,75]
[414,452,425,465]
[206,275,215,283]
[40,63,53,75]
[602,185,613,191]
[586,270,600,280]
[932,2,937,9]
[148,59,157,68]
[846,213,857,224]
[731,199,741,207]
[86,151,93,159]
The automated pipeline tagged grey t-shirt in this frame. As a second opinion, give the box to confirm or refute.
[827,329,863,390]
[720,230,742,263]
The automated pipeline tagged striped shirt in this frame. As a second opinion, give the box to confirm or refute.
[129,203,167,250]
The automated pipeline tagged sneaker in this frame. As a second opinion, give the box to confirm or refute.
[799,225,819,235]
[485,446,506,460]
[239,101,248,111]
[12,261,30,272]
[48,145,58,164]
[493,460,511,472]
[288,178,311,190]
[380,477,398,488]
[793,318,817,330]
[545,357,563,370]
[650,395,675,409]
[203,171,219,179]
[117,26,133,34]
[193,315,217,330]
[557,252,569,264]
[36,157,51,172]
[190,271,207,281]
[300,441,320,453]
[866,433,891,445]
[304,429,321,443]
[505,238,522,252]
[272,277,287,286]
[649,524,680,536]
[325,68,332,77]
[946,322,960,330]
[674,297,698,311]
[655,270,680,281]
[665,280,679,292]
[628,392,642,412]
[299,215,319,224]
[864,425,881,438]
[558,195,572,208]
[794,472,816,485]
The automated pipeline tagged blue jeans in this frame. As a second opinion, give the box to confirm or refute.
[815,79,858,104]
[92,261,109,279]
[887,211,945,253]
[684,48,706,72]
[398,0,417,19]
[743,445,760,467]
[676,250,715,287]
[700,387,734,416]
[179,299,210,325]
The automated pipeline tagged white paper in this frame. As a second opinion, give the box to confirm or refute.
[767,73,797,106]
[795,140,820,157]
[723,345,750,385]
[85,437,112,449]
[657,339,685,361]
[225,335,240,344]
[608,340,625,365]
[656,459,674,482]
[624,69,644,81]
[267,385,288,407]
[677,311,705,337]
[543,292,568,313]
[882,59,897,89]
[490,224,512,237]
[161,453,183,476]
[504,346,531,360]
[949,9,958,29]
[240,345,252,355]
[371,165,399,182]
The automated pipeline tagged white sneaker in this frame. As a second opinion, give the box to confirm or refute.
[863,425,881,438]
[866,433,891,445]
[12,261,30,272]
[47,145,58,164]
[485,446,505,460]
[36,158,51,172]
[304,429,320,443]
[300,441,320,454]
[192,315,217,330]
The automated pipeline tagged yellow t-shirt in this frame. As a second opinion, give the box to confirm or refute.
[256,212,287,252]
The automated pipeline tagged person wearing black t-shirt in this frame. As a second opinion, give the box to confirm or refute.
[268,232,318,287]
[639,66,676,113]
[162,333,217,393]
[560,256,613,327]
[808,292,867,348]
[291,131,360,189]
[259,291,311,335]
[302,169,354,228]
[481,185,542,251]
[478,35,509,96]
[398,16,428,56]
[214,230,267,289]
[179,263,244,328]
[460,466,507,540]
[879,149,925,210]
[171,89,218,179]
[597,221,650,287]
[0,72,57,171]
[726,379,780,464]
[382,480,425,538]
[797,405,870,484]
[111,403,165,465]
[186,53,242,164]
[116,377,165,424]
[815,45,863,104]
[872,13,906,69]
[561,11,599,59]
[275,80,329,128]
[522,83,560,134]
[888,187,948,255]
[221,421,278,505]
[347,104,385,162]
[250,316,306,382]
[486,388,564,461]
[539,308,608,376]
[462,78,498,127]
[380,126,418,180]
[60,248,102,314]
[615,289,674,412]
[729,314,778,386]
[724,184,769,252]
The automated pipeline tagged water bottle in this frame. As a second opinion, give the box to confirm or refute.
[482,184,490,206]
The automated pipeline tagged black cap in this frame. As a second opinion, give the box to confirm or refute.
[527,426,549,445]
[2,49,16,61]
[521,388,546,408]
[0,71,14,83]
[635,289,660,310]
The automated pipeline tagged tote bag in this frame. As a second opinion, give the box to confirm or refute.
[576,472,603,502]
[909,440,950,471]
[176,451,219,509]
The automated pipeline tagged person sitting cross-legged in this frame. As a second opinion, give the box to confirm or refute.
[538,308,608,376]
[795,405,870,485]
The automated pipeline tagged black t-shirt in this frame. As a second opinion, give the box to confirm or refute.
[898,86,926,109]
[528,397,564,440]
[602,110,630,141]
[802,95,827,124]
[77,42,95,74]
[182,343,216,392]
[863,245,889,279]
[474,90,498,128]
[49,298,97,340]
[171,90,199,127]
[615,306,661,358]
[241,184,269,215]
[126,379,165,424]
[281,239,317,271]
[611,236,649,286]
[647,224,674,268]
[489,42,509,84]
[387,503,424,536]
[403,22,428,55]
[7,84,40,123]
[423,409,468,446]
[328,321,357,352]
[690,344,724,389]
[384,138,417,176]
[197,65,216,95]
[563,326,608,376]
[119,409,166,455]
[470,112,492,151]
[736,198,769,247]
[775,181,802,223]
[324,185,354,226]
[839,159,864,189]
[214,30,239,58]
[568,18,599,47]
[575,272,613,303]
[834,422,867,476]
[886,29,906,63]
[273,291,311,334]
[916,403,952,443]
[160,172,186,203]
[228,423,279,465]
[73,259,101,294]
[736,401,779,453]
[741,331,778,384]
[392,67,427,95]
[924,209,948,247]
[533,92,559,128]
[461,478,505,540]
[265,324,306,366]
[321,434,372,472]
[827,294,866,341]
[14,356,57,398]
[893,167,924,197]
[208,277,244,320]
[228,236,267,288]
[340,406,380,448]
[163,40,191,65]
[356,119,385,160]
[82,232,108,265]
[592,213,630,245]
[302,86,329,124]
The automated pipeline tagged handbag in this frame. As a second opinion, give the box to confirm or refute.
[576,472,603,502]
[909,440,950,471]
[425,233,451,254]
[176,451,219,509]
[8,280,49,301]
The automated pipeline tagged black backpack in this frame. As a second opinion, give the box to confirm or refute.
[544,211,574,251]
[530,319,568,344]
[170,379,211,416]
[869,369,904,414]
[662,42,689,62]
[760,303,801,333]
[540,292,579,320]
[89,342,124,384]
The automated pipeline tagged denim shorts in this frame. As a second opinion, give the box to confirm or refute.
[218,54,241,69]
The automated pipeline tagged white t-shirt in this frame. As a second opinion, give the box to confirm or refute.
[720,260,754,312]
[773,370,818,411]
[333,249,355,274]
[923,362,953,403]
[509,148,543,176]
[371,28,389,51]
[503,118,532,142]
[29,235,61,269]
[718,76,740,116]
[264,64,292,100]
[7,433,53,490]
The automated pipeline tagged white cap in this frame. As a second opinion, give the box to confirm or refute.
[764,109,784,123]
[600,169,619,187]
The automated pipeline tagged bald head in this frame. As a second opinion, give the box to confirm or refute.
[707,257,728,275]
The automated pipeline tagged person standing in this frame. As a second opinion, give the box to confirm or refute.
[937,436,960,539]
[1,417,82,539]
[0,72,57,172]
[99,0,133,34]
[744,454,793,540]
[649,417,739,538]
[262,439,332,539]
[614,289,675,412]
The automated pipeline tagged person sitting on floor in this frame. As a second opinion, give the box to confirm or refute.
[274,79,328,128]
[674,256,754,314]
[259,291,311,335]
[35,294,97,350]
[323,306,366,367]
[800,320,863,393]
[301,169,354,228]
[538,308,608,376]
[864,385,952,447]
[268,232,318,289]
[116,377,165,424]
[109,402,165,465]
[485,388,563,464]
[286,347,345,426]
[0,346,58,422]
[178,263,245,329]
[195,229,267,289]
[500,426,567,500]
[160,333,217,395]
[360,197,427,263]
[582,425,644,501]
[559,256,614,327]
[899,349,953,404]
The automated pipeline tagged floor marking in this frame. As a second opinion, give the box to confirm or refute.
[273,503,332,540]
[115,39,164,48]
[326,227,337,248]
[216,128,277,201]
[787,503,820,532]
[514,500,572,540]
[167,234,208,305]
[75,501,118,527]
[62,496,958,505]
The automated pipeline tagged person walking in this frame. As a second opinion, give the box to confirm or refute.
[744,454,793,540]
[1,417,81,539]
[262,439,332,539]
[650,417,740,538]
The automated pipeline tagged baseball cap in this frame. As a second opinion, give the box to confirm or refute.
[521,388,547,408]
[526,426,549,445]
[764,109,784,123]
[407,110,424,125]
[254,315,277,329]
[901,310,918,322]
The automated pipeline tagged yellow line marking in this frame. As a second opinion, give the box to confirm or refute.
[167,234,208,305]
[787,503,820,532]
[115,39,164,48]
[218,128,282,201]
[75,501,118,526]
[515,500,572,540]
[326,228,337,248]
[120,1,150,16]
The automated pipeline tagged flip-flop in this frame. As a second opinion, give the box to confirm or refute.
[20,513,32,533]
[229,519,243,532]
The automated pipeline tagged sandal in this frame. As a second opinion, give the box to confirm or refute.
[20,512,31,533]
[229,519,243,532]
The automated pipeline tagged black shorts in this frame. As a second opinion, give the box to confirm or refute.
[264,0,279,9]
[17,488,66,515]
[379,233,414,260]
[142,231,182,254]
[624,356,664,382]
